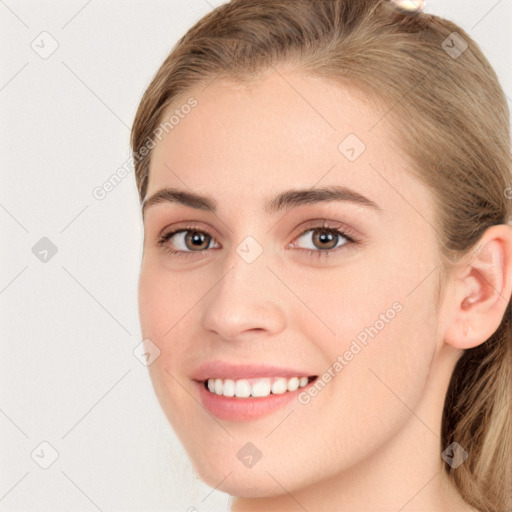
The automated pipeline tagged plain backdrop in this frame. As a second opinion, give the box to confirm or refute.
[0,1,510,511]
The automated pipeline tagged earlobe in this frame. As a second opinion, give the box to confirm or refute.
[444,224,512,350]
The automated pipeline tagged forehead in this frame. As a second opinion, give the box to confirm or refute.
[151,70,380,174]
[146,68,433,220]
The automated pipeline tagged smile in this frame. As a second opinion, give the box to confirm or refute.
[205,376,314,398]
[193,362,319,421]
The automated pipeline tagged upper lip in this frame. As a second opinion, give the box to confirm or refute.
[191,361,317,381]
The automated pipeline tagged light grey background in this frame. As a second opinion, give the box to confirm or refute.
[0,1,510,511]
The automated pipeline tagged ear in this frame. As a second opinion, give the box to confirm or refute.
[444,224,512,350]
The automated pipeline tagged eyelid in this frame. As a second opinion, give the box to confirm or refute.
[289,218,361,243]
[157,220,219,240]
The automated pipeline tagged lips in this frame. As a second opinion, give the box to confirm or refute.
[191,362,318,421]
[192,361,316,380]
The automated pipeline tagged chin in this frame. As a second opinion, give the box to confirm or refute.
[187,440,325,499]
[193,461,291,498]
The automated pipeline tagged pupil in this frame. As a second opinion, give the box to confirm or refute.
[187,231,209,250]
[315,229,337,249]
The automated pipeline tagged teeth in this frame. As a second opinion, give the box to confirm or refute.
[206,376,311,398]
[271,377,287,395]
[234,379,251,398]
[214,378,223,395]
[287,377,299,392]
[251,378,271,397]
[223,379,235,397]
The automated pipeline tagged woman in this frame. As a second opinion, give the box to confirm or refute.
[130,1,512,510]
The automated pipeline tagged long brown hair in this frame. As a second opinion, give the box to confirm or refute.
[130,1,512,510]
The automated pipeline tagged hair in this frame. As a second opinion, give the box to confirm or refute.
[130,1,512,510]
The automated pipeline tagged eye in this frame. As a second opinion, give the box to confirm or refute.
[157,220,360,260]
[293,228,348,250]
[289,223,357,260]
[158,225,219,258]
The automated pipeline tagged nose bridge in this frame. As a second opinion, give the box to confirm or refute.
[200,238,287,340]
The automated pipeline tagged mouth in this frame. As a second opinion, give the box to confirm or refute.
[203,375,317,398]
[191,362,319,422]
[194,372,318,422]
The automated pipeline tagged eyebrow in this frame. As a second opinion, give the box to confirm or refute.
[141,185,382,217]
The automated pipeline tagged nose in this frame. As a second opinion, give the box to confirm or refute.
[200,248,287,343]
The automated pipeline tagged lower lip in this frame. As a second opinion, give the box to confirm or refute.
[196,381,311,422]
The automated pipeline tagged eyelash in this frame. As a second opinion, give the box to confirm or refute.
[157,221,359,261]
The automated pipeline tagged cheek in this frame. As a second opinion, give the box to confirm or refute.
[295,250,439,434]
[138,262,206,411]
[329,296,437,462]
[138,264,187,402]
[138,261,196,340]
[138,263,166,337]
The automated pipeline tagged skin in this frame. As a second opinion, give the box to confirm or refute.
[137,66,512,511]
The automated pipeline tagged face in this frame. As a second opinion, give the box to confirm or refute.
[138,68,444,497]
